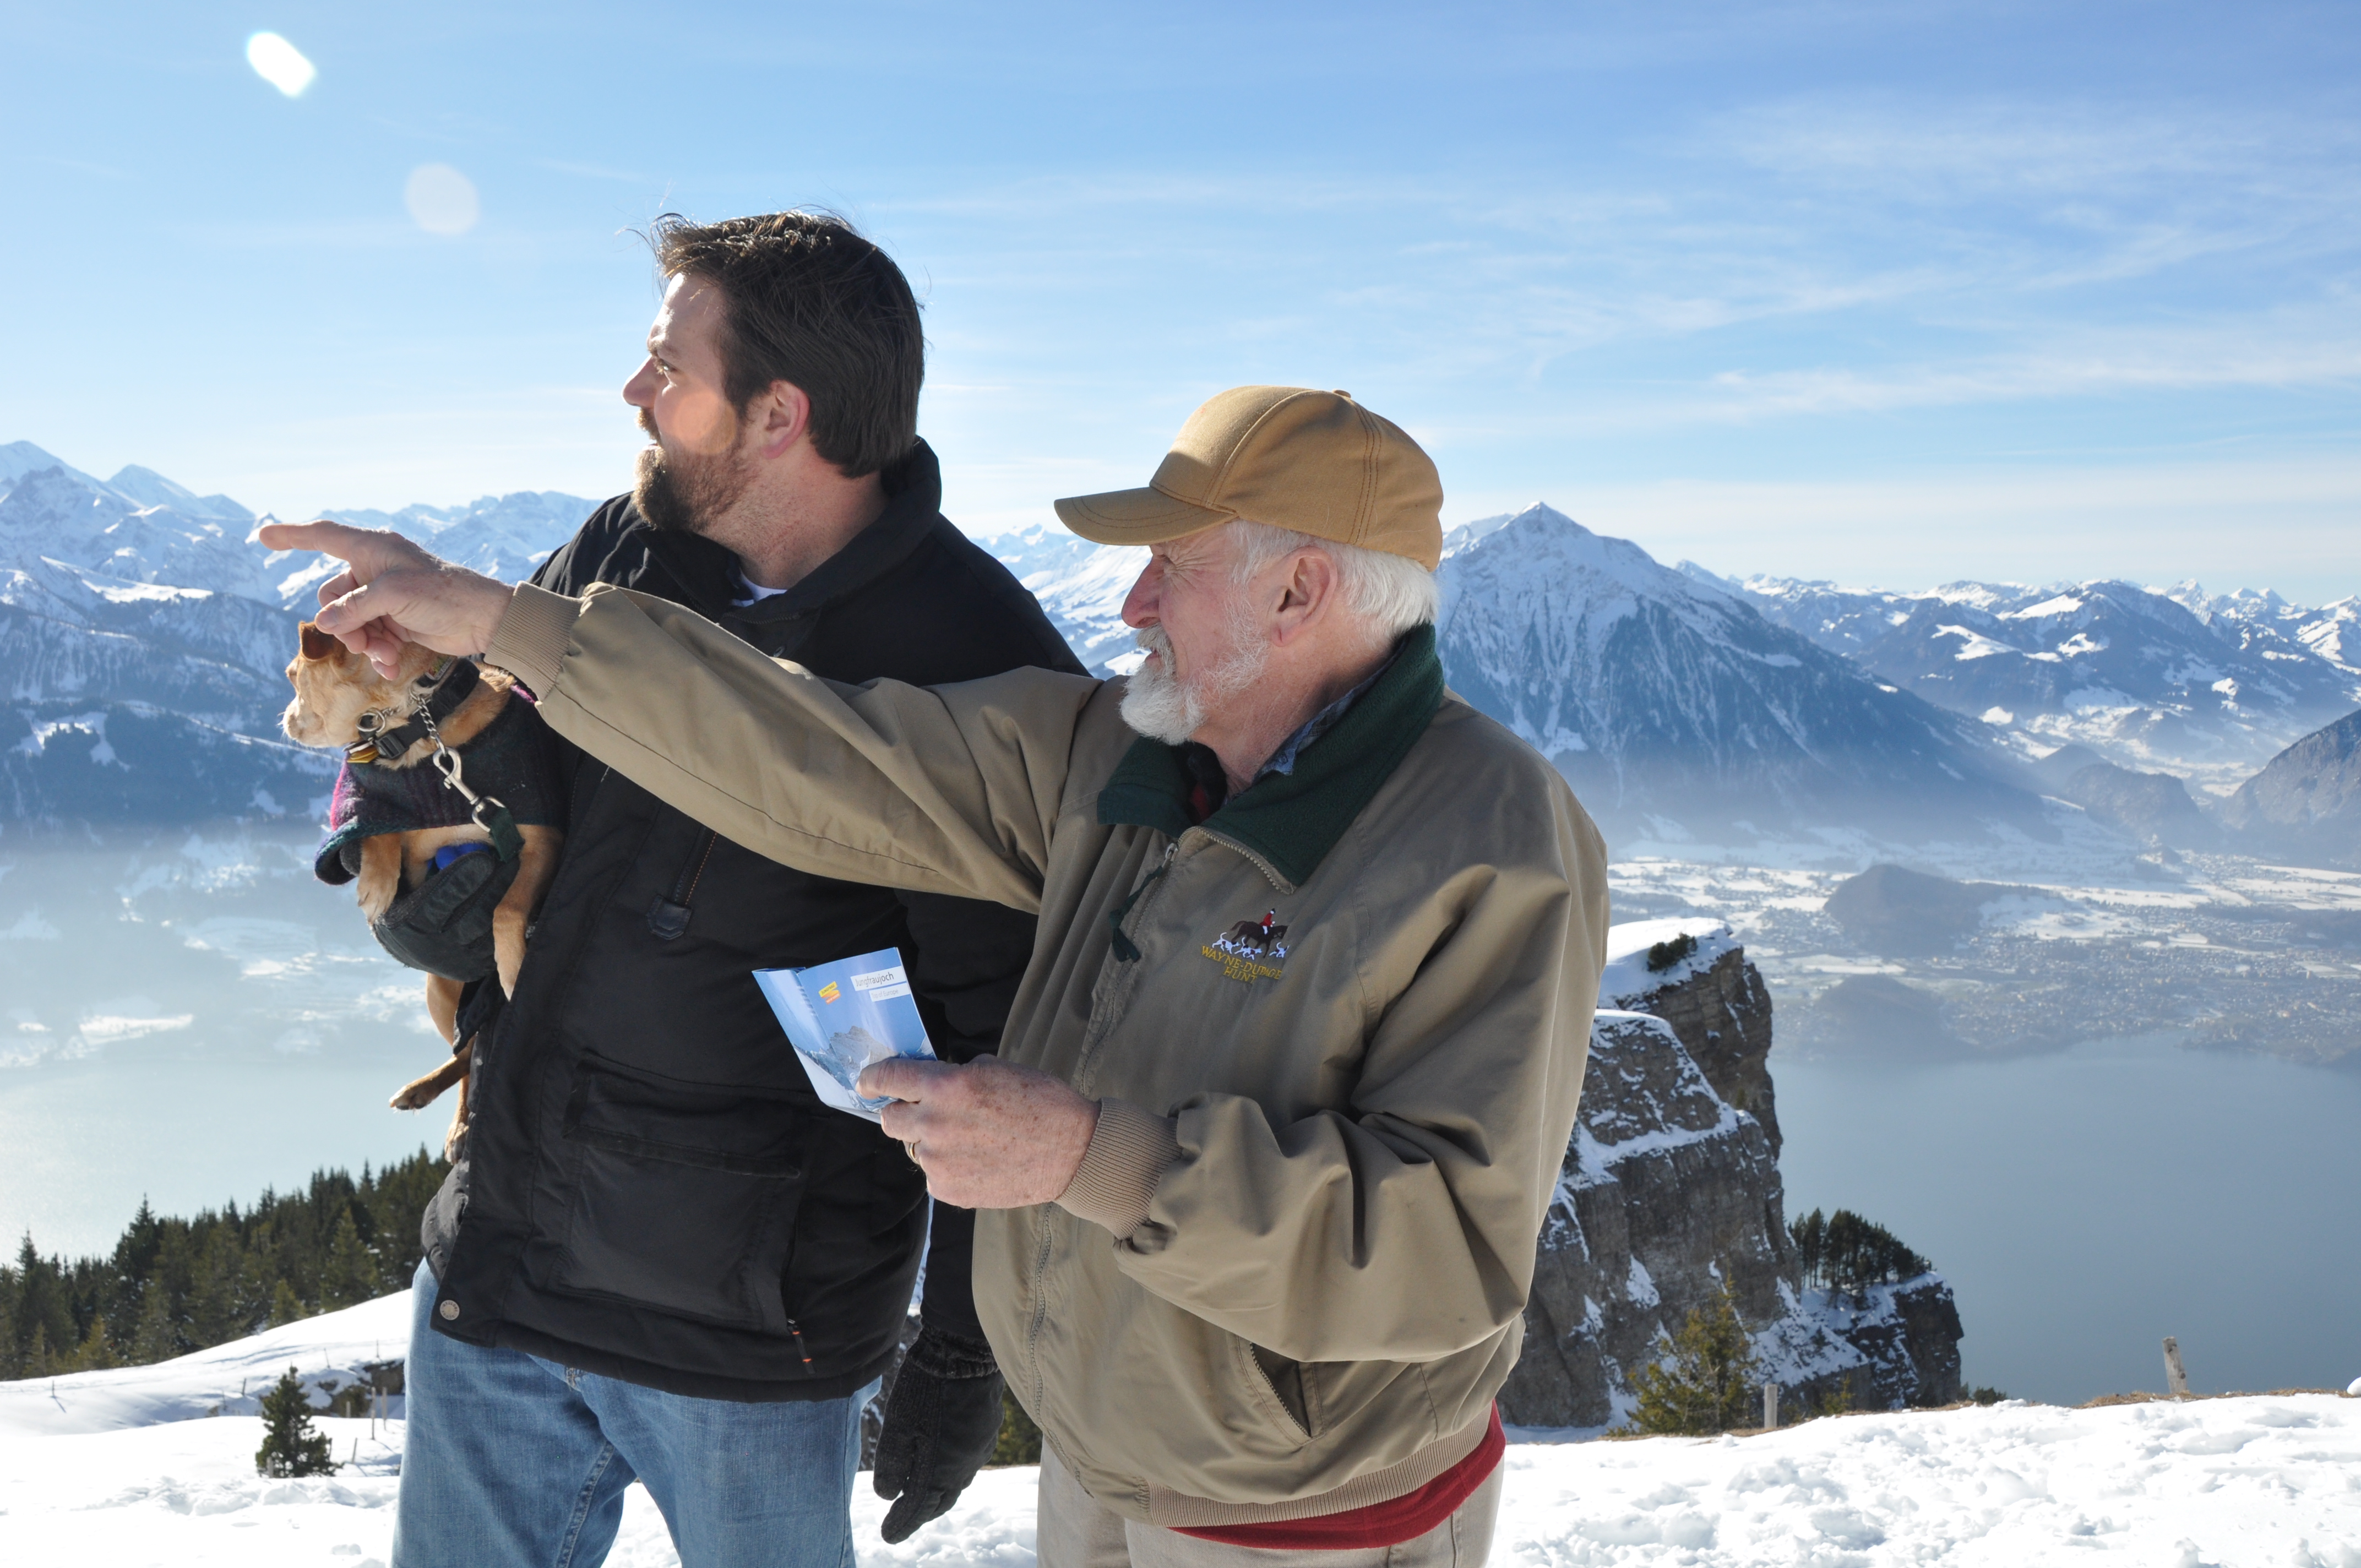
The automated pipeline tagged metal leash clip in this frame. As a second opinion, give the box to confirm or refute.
[421,710,511,836]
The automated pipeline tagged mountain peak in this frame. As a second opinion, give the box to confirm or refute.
[106,465,253,525]
[1674,560,1740,597]
[1,440,97,490]
[1441,500,1584,558]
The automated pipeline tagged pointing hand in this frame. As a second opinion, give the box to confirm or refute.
[257,519,514,678]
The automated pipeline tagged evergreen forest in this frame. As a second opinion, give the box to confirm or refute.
[1,1148,444,1379]
[1789,1207,1933,1304]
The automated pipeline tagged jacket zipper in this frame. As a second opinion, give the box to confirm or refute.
[1106,840,1180,961]
[1029,830,1282,1413]
[1029,837,1180,1386]
[1196,829,1292,893]
[648,827,719,940]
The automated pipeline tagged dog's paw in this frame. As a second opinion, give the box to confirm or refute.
[357,887,396,924]
[390,1077,445,1110]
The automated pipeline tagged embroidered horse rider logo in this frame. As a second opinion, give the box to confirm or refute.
[1204,909,1290,983]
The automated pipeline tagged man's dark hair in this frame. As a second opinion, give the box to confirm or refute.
[650,210,923,478]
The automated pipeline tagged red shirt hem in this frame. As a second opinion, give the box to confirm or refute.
[1170,1406,1505,1551]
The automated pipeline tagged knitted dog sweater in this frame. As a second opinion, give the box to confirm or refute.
[313,696,564,886]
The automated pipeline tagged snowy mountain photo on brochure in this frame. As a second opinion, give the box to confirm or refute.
[752,948,938,1121]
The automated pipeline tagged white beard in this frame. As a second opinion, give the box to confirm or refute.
[1119,620,1268,745]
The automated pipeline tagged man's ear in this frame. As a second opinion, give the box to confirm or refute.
[1271,548,1342,646]
[750,379,814,461]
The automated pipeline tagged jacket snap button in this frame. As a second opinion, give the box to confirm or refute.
[438,1300,460,1321]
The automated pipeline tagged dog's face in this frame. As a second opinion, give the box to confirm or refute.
[281,623,440,748]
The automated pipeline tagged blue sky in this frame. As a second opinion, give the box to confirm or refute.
[6,1,2358,597]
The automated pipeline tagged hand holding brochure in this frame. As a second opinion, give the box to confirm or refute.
[752,947,938,1122]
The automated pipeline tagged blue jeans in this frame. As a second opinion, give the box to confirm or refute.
[393,1259,878,1568]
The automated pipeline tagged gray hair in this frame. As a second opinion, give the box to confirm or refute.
[1226,519,1438,647]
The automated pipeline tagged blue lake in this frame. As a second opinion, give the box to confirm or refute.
[1775,1033,2361,1405]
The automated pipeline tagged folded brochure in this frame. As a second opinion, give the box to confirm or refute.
[753,947,937,1121]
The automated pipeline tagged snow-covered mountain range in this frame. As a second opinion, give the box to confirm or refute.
[1433,507,2045,843]
[8,440,2358,864]
[0,443,597,826]
[1707,568,2360,791]
[985,503,2073,843]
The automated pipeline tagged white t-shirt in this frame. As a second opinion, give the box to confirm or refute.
[733,574,790,608]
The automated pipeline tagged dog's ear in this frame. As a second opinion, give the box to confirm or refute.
[298,622,341,662]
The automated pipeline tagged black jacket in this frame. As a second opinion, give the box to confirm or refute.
[420,443,1084,1401]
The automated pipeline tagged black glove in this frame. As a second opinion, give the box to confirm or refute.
[872,1326,1003,1543]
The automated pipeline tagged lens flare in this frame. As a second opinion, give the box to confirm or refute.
[404,164,481,237]
[245,32,316,97]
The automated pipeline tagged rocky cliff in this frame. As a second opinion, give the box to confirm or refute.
[1500,919,1965,1429]
[1599,918,1781,1154]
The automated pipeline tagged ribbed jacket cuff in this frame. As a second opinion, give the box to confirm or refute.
[485,582,582,698]
[1056,1098,1180,1238]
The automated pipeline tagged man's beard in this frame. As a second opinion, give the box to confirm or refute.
[632,409,758,538]
[1119,613,1269,746]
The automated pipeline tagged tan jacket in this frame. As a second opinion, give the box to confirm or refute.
[489,583,1611,1525]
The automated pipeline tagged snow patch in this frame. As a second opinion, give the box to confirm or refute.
[1599,917,1736,1004]
[8,1301,2353,1566]
[1935,624,2021,661]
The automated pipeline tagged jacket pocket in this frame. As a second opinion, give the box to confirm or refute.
[1237,1337,1316,1448]
[550,1054,809,1335]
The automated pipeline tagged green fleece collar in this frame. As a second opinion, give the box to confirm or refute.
[1095,625,1445,889]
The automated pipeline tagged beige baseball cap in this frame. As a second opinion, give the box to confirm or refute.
[1053,386,1445,571]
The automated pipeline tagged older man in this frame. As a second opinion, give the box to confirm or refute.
[268,385,1610,1568]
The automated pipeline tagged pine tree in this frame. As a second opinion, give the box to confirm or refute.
[318,1211,378,1313]
[1812,1377,1858,1418]
[268,1279,309,1329]
[186,1226,255,1348]
[255,1366,337,1478]
[66,1315,117,1371]
[129,1282,180,1364]
[1628,1282,1761,1435]
[1789,1207,1932,1307]
[11,1233,72,1374]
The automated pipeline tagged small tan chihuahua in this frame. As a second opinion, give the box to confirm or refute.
[282,622,563,1155]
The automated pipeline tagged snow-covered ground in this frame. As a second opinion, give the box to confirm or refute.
[5,1294,2355,1566]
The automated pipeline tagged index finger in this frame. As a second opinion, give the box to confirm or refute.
[858,1057,959,1102]
[256,519,429,579]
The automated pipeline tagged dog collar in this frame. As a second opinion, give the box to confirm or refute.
[346,657,482,766]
